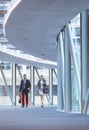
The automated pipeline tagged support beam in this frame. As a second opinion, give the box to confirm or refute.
[64,27,71,112]
[16,64,23,79]
[34,67,40,78]
[81,10,88,105]
[83,88,89,113]
[59,31,65,109]
[12,63,16,106]
[81,10,89,113]
[30,66,35,105]
[49,68,53,105]
[57,36,63,110]
[52,69,57,78]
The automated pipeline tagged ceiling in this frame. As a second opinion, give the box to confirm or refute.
[4,0,89,67]
[0,51,56,68]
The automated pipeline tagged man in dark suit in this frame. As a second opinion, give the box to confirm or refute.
[19,74,31,107]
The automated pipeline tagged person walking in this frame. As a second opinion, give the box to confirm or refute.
[37,75,46,107]
[19,74,31,107]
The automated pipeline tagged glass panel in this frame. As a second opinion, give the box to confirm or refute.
[71,14,81,112]
[0,62,12,105]
[73,38,80,45]
[71,67,80,111]
[53,69,57,105]
[74,27,80,37]
[34,68,49,106]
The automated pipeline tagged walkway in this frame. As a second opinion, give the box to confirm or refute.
[0,106,89,130]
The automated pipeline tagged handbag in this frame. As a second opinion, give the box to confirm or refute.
[18,94,22,103]
[43,86,49,94]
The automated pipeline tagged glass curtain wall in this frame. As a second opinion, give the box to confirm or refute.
[0,62,57,106]
[71,14,80,111]
[0,62,12,105]
[33,67,57,106]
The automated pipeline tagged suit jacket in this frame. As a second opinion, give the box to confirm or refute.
[19,79,31,93]
[37,79,46,90]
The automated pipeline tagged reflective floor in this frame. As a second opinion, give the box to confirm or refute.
[0,106,89,130]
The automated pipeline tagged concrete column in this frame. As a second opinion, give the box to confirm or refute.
[57,37,63,110]
[49,68,53,105]
[81,10,89,104]
[64,27,71,112]
[30,66,35,105]
[12,63,16,106]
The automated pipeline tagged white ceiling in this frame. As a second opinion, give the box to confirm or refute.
[4,0,89,67]
[0,51,56,68]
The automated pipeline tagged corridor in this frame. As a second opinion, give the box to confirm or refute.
[0,106,89,130]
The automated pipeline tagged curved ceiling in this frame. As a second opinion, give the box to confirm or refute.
[0,51,56,68]
[5,0,89,65]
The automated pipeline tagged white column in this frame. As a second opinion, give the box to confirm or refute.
[30,66,34,105]
[59,31,65,109]
[64,27,71,112]
[57,36,63,110]
[81,10,89,113]
[12,63,16,106]
[81,10,88,103]
[49,68,53,105]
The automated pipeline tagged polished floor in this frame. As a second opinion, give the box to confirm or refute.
[0,106,89,130]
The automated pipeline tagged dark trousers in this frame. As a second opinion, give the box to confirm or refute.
[22,90,28,106]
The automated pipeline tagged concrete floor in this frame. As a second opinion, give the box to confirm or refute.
[0,106,89,130]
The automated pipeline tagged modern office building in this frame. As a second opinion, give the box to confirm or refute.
[0,0,89,130]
